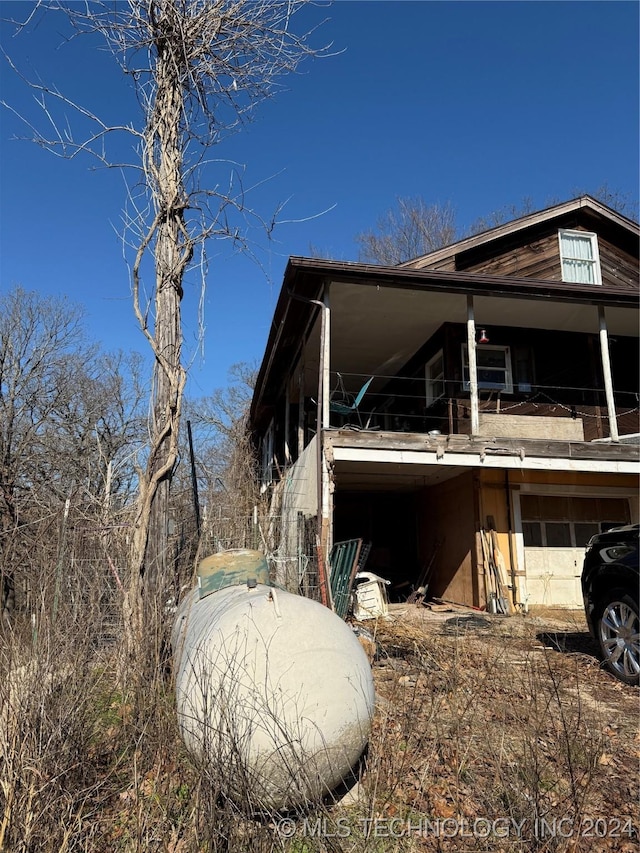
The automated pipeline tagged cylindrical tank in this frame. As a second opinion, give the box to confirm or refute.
[171,550,375,812]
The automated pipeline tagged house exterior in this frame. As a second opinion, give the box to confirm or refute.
[249,197,640,610]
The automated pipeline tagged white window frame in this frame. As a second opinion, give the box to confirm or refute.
[462,344,513,393]
[425,349,445,406]
[558,229,602,285]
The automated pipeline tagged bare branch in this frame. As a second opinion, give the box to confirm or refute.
[356,196,458,265]
[2,0,331,665]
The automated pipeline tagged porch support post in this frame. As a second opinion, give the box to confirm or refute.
[317,283,333,557]
[321,287,331,432]
[297,364,304,458]
[283,381,291,465]
[467,295,480,435]
[598,306,619,442]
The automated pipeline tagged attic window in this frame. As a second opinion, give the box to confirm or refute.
[558,229,602,284]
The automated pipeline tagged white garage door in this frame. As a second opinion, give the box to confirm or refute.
[521,496,630,608]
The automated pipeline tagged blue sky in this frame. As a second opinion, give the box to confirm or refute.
[1,1,638,398]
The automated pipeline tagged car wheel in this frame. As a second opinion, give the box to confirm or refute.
[596,591,640,686]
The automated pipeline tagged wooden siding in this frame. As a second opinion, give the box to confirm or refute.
[600,238,640,290]
[456,232,562,279]
[418,471,478,605]
[414,255,457,272]
[416,229,638,291]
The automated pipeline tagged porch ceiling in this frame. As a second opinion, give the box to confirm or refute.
[251,257,638,428]
[319,283,639,390]
[331,458,467,491]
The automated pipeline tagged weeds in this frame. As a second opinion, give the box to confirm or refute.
[0,597,637,851]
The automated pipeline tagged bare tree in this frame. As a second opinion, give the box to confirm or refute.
[563,183,639,222]
[468,186,638,235]
[187,361,257,502]
[189,363,256,454]
[0,288,84,619]
[357,186,638,267]
[356,197,457,265]
[3,1,327,659]
[44,349,147,511]
[466,197,536,236]
[0,287,144,621]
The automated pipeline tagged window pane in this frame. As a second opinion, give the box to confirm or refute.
[569,497,598,521]
[523,521,542,546]
[427,379,444,404]
[597,498,630,522]
[521,495,540,519]
[563,259,595,284]
[561,233,593,261]
[575,523,600,547]
[429,354,443,378]
[545,522,571,547]
[539,496,570,520]
[477,349,507,369]
[478,369,507,388]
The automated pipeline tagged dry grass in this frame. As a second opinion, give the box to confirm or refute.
[347,605,639,852]
[0,601,638,852]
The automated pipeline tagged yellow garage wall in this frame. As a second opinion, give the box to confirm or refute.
[417,471,479,606]
[413,468,637,611]
[476,469,638,610]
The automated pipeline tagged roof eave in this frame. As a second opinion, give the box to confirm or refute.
[284,255,638,304]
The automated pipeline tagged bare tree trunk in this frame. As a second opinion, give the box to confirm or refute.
[126,11,191,665]
[2,0,329,668]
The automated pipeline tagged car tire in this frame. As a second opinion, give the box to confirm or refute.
[595,590,640,686]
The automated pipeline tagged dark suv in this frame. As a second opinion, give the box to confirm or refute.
[581,523,639,686]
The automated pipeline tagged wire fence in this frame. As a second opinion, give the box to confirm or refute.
[1,498,322,648]
[199,504,322,601]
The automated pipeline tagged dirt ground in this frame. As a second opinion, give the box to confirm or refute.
[351,600,640,852]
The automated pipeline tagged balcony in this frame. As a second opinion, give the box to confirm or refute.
[322,372,639,443]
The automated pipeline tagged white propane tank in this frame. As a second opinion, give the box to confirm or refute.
[171,550,375,812]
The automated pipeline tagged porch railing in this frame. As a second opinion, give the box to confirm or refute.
[322,371,639,442]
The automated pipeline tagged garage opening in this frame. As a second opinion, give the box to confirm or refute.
[333,490,420,602]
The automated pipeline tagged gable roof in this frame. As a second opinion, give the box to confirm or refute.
[400,195,639,271]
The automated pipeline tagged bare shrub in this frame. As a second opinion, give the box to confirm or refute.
[2,587,637,851]
[337,612,638,853]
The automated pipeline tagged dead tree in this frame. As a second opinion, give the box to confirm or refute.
[0,288,144,624]
[356,197,457,265]
[3,0,327,662]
